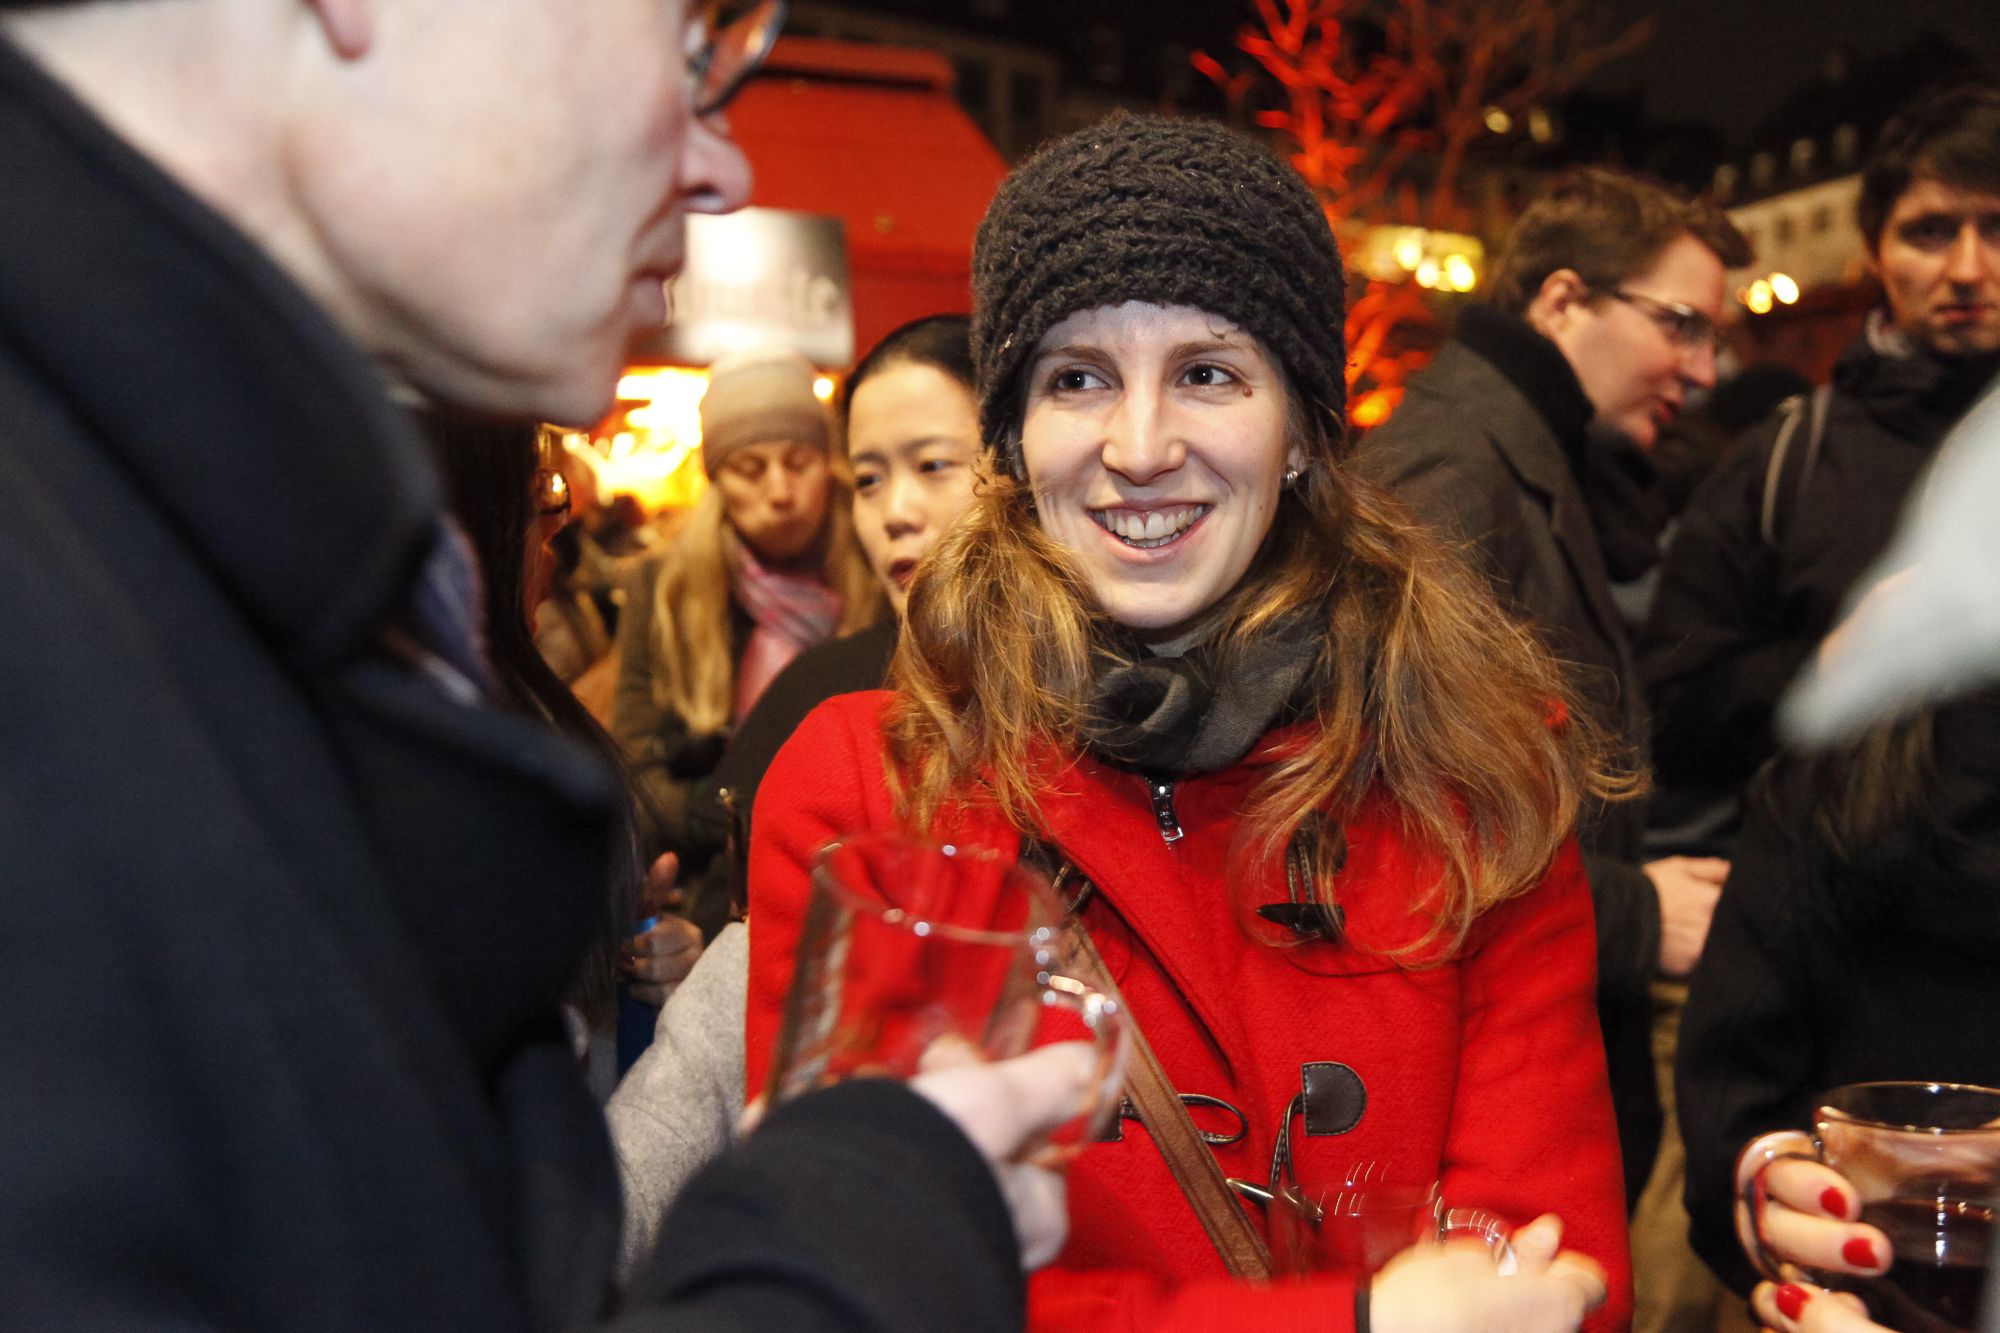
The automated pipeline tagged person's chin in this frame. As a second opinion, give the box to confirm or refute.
[1620,413,1660,450]
[490,368,613,432]
[1933,325,2000,359]
[753,526,822,564]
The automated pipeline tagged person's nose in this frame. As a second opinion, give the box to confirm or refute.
[1099,387,1184,486]
[880,472,924,539]
[1680,339,1719,390]
[763,466,799,511]
[678,108,753,219]
[1943,221,1993,288]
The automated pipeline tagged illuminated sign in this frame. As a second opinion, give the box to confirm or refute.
[630,207,853,368]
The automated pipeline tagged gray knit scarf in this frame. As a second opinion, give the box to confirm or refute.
[1079,613,1321,778]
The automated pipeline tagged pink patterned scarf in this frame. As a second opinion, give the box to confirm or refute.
[731,541,843,724]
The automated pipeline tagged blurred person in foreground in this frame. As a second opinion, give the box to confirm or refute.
[0,0,1090,1327]
[1691,383,2000,1333]
[1357,168,1753,1211]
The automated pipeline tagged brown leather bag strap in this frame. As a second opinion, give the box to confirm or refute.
[1068,926,1275,1281]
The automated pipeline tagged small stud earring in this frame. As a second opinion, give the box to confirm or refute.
[1283,467,1302,489]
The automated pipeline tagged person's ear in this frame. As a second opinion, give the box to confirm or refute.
[305,0,374,60]
[1860,237,1882,281]
[1525,268,1590,339]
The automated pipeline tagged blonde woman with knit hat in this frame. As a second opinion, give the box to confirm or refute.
[610,346,879,862]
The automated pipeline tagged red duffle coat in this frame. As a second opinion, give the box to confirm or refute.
[745,691,1632,1333]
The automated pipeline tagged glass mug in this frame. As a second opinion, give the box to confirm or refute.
[1759,1081,2000,1333]
[1270,1176,1516,1280]
[764,831,1129,1152]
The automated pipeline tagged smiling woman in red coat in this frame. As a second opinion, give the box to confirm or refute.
[745,112,1635,1333]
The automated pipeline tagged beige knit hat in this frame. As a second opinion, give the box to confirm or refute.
[698,347,829,476]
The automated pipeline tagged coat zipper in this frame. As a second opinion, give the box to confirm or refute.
[1147,776,1183,844]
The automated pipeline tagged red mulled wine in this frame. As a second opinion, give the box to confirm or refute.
[1837,1197,1994,1332]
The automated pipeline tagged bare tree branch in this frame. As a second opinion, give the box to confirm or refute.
[1194,0,1651,418]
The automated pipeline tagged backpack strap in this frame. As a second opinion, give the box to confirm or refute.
[1759,383,1833,547]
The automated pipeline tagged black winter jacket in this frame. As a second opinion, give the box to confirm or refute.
[1355,311,1664,1207]
[1676,691,2000,1295]
[0,33,1020,1332]
[1640,329,2000,832]
[684,617,898,935]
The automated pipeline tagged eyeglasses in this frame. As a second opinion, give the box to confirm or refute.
[1607,288,1720,353]
[688,0,788,118]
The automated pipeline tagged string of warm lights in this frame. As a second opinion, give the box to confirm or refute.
[1739,271,1802,315]
[556,366,843,512]
[1353,225,1486,293]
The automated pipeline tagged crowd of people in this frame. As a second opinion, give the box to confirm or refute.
[4,0,1999,1330]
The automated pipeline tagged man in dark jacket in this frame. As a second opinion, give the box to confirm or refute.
[1356,168,1751,1208]
[1641,84,2000,840]
[0,1,1079,1328]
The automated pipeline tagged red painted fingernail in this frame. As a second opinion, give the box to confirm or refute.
[1843,1237,1880,1268]
[1776,1283,1811,1321]
[1820,1187,1850,1219]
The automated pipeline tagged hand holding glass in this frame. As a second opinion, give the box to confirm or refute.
[1270,1177,1515,1279]
[764,831,1128,1154]
[1745,1081,2000,1333]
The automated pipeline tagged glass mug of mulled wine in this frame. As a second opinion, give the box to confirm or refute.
[1776,1082,2000,1333]
[764,830,1130,1153]
[1269,1175,1517,1280]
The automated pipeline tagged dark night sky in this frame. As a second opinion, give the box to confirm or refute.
[1584,0,2000,141]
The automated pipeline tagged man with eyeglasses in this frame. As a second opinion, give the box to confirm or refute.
[1639,83,2000,855]
[1357,166,1753,1221]
[0,1,1076,1328]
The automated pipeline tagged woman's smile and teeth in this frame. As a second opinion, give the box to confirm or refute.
[1019,301,1295,641]
[1088,503,1212,549]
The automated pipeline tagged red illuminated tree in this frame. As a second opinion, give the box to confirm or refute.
[1196,0,1651,423]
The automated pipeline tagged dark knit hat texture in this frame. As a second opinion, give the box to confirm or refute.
[971,113,1348,456]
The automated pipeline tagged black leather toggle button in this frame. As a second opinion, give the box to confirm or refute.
[1256,901,1346,940]
[1300,1061,1366,1136]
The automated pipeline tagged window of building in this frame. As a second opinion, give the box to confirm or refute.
[1833,124,1860,166]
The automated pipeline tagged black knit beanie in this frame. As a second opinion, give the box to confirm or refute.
[972,113,1348,459]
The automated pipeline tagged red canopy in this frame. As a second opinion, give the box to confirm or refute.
[728,38,1009,361]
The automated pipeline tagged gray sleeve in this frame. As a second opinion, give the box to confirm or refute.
[605,923,749,1282]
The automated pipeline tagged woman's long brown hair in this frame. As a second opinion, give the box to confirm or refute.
[885,394,1637,958]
